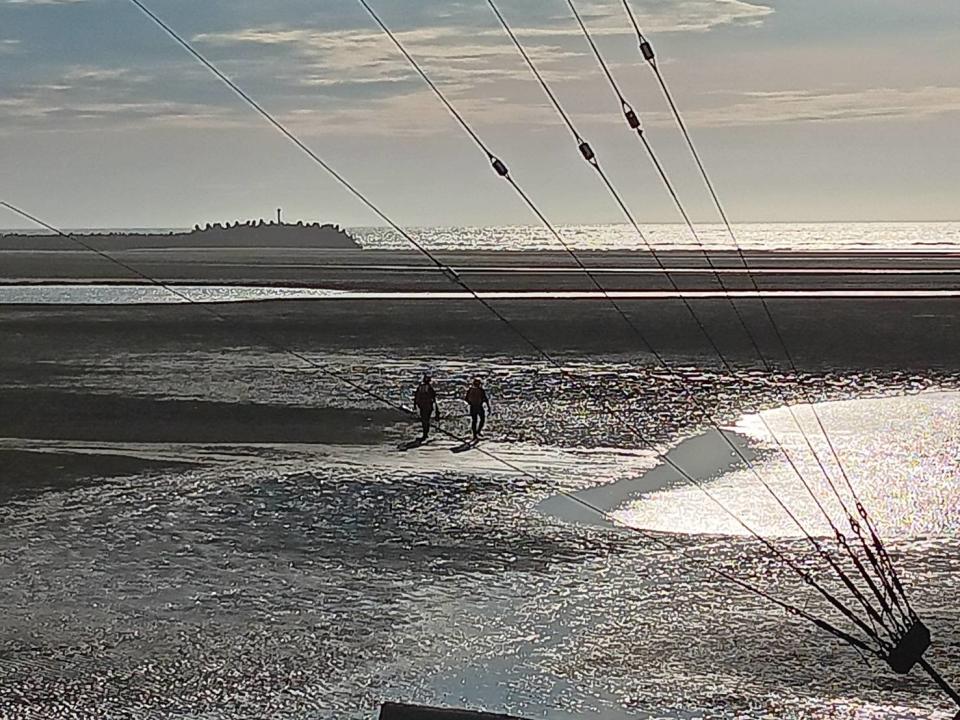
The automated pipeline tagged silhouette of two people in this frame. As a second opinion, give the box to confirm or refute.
[412,375,492,443]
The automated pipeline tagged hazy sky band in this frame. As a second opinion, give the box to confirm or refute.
[1,0,958,227]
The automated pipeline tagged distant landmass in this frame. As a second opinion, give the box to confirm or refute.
[0,220,362,251]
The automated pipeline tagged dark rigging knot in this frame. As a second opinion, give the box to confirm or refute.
[640,38,655,63]
[490,156,510,178]
[578,140,597,164]
[622,103,642,132]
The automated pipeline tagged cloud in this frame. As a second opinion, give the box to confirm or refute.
[16,1,945,140]
[62,66,147,82]
[189,0,777,91]
[0,64,245,133]
[0,0,778,136]
[0,94,243,131]
[194,25,585,94]
[676,86,960,127]
[634,0,774,32]
[174,1,774,131]
[2,0,91,5]
[178,22,612,135]
[511,0,774,35]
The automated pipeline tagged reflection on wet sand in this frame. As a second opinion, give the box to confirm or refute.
[609,392,960,540]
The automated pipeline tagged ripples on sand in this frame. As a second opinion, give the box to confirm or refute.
[1,350,958,719]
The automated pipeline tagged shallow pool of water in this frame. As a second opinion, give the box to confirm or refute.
[4,283,960,305]
[611,391,960,540]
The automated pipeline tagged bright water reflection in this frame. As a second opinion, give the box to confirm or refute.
[612,392,960,539]
[353,222,960,253]
[4,284,960,305]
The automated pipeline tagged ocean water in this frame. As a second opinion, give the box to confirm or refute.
[353,222,960,253]
[4,285,960,305]
[4,221,960,252]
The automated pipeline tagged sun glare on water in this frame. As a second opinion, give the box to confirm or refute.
[611,391,960,539]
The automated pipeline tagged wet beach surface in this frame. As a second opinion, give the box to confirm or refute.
[1,257,960,718]
[4,246,960,292]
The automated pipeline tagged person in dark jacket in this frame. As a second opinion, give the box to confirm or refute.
[413,375,440,441]
[465,378,490,440]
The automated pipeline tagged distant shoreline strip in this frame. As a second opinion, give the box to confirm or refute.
[3,285,960,305]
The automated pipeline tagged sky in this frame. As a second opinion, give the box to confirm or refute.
[1,0,958,229]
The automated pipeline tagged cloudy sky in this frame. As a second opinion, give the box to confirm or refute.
[2,0,958,228]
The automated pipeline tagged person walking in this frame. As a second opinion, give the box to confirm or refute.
[465,378,491,441]
[413,374,440,441]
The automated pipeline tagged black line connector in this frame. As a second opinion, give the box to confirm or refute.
[640,39,655,62]
[886,620,931,674]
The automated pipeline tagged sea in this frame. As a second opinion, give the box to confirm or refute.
[0,222,959,719]
[3,221,960,253]
[353,222,960,253]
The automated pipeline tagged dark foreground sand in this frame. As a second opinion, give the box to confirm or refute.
[0,449,194,503]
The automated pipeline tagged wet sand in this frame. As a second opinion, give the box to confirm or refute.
[0,449,194,503]
[3,292,958,370]
[3,246,960,292]
[2,246,960,718]
[3,246,959,369]
[0,388,403,444]
[0,383,404,500]
[3,247,959,459]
